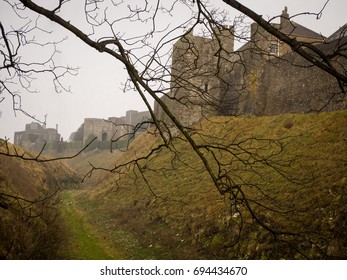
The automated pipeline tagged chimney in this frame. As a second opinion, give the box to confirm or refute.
[280,6,290,28]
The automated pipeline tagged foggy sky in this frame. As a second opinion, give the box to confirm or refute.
[0,0,346,141]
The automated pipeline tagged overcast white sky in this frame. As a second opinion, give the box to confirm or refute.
[0,0,346,141]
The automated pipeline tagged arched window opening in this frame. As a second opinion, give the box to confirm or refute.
[102,132,108,141]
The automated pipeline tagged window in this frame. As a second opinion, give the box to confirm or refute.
[269,42,279,56]
[102,132,108,141]
[204,83,209,92]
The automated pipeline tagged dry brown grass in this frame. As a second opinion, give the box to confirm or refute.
[0,142,80,259]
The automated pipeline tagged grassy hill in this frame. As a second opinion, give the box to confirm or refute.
[0,142,80,259]
[70,111,347,259]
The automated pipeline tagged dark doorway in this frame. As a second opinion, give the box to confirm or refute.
[102,132,108,141]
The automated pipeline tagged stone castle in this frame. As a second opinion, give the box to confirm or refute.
[14,110,151,152]
[14,7,347,151]
[82,110,151,144]
[14,122,61,151]
[154,7,347,129]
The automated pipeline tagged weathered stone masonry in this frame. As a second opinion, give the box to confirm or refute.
[14,110,151,152]
[82,110,151,145]
[154,7,347,129]
[14,122,61,151]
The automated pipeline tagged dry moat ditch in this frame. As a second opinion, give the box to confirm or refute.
[59,188,163,260]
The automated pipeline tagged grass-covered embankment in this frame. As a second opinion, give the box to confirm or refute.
[69,111,347,259]
[0,142,80,259]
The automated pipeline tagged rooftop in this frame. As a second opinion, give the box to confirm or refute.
[279,6,324,40]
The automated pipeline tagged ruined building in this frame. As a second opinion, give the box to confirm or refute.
[154,7,347,129]
[82,110,151,145]
[14,122,61,151]
[13,110,151,152]
[83,117,126,144]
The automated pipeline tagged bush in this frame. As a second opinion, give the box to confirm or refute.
[283,118,294,129]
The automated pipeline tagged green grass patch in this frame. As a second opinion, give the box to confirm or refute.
[59,191,122,260]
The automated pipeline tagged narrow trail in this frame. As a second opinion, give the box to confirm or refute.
[59,190,124,260]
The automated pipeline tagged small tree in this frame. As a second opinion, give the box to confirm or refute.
[69,123,84,142]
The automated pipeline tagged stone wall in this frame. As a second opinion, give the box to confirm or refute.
[154,18,347,129]
[83,117,126,144]
[154,26,234,129]
[83,110,151,145]
[14,122,61,151]
[125,110,151,128]
[224,38,347,116]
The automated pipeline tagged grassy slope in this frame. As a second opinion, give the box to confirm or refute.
[67,150,119,182]
[0,142,80,259]
[0,143,80,197]
[71,111,347,259]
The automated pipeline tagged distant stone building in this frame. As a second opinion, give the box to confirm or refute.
[82,110,151,145]
[154,7,347,129]
[13,110,152,152]
[83,117,126,145]
[125,110,151,128]
[14,122,61,151]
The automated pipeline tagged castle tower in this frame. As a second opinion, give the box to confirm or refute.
[157,26,235,128]
[212,25,234,60]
